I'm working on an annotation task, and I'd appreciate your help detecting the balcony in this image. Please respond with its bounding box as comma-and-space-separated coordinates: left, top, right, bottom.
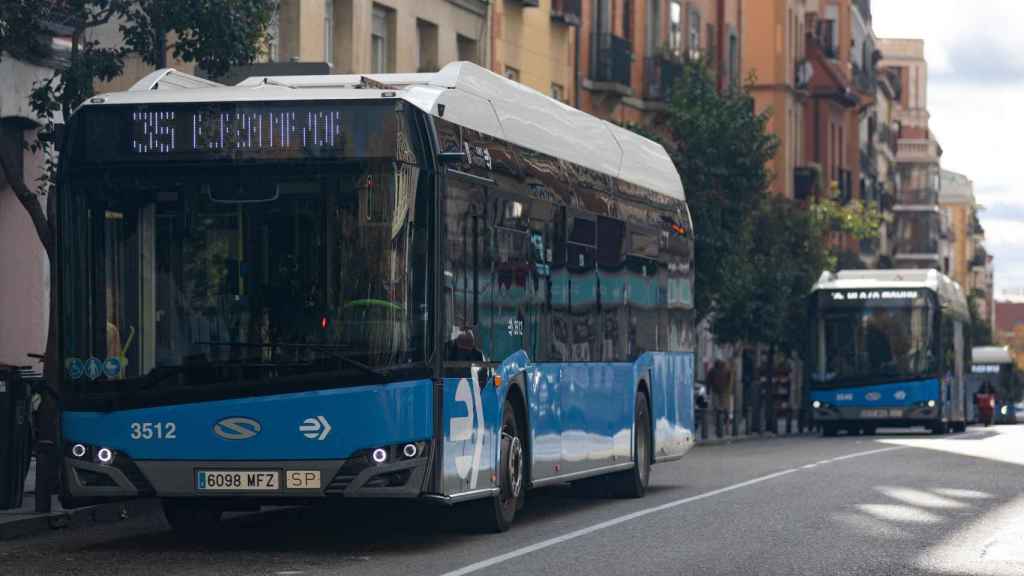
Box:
794, 59, 813, 90
896, 138, 941, 163
550, 0, 581, 26
643, 55, 684, 101
893, 188, 939, 207
877, 124, 896, 155
852, 63, 878, 95
586, 33, 632, 95
893, 211, 942, 261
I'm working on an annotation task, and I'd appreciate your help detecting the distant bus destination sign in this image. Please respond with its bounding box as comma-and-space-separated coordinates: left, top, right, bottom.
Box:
830, 290, 920, 302
80, 102, 399, 163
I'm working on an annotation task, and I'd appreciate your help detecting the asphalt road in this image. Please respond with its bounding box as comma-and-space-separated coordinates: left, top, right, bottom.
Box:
3, 425, 1023, 576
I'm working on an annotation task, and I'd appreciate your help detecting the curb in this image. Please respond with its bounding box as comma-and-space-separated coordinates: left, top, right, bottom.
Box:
0, 498, 161, 541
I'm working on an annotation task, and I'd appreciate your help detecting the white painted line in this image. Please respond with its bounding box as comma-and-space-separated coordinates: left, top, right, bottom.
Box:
439, 446, 902, 576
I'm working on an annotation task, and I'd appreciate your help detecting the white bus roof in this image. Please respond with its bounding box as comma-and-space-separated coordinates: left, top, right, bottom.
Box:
972, 346, 1014, 365
812, 269, 969, 318
81, 62, 685, 201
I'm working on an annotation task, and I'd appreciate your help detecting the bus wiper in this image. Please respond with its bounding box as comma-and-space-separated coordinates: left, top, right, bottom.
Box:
319, 352, 388, 378
193, 341, 388, 378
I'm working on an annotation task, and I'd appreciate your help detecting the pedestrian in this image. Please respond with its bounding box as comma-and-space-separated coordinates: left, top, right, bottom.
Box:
711, 359, 734, 428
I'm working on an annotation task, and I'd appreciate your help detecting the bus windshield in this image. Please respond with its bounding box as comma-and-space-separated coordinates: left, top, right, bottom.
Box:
811, 295, 937, 387
60, 160, 430, 396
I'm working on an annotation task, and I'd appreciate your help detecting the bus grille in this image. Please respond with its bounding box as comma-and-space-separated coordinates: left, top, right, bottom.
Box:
324, 454, 370, 495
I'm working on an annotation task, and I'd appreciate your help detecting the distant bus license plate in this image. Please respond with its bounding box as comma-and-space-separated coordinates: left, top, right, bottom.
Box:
197, 470, 279, 491
861, 409, 902, 418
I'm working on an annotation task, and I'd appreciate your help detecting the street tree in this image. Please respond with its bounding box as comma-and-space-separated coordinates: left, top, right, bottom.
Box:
640, 58, 885, 429
661, 59, 779, 324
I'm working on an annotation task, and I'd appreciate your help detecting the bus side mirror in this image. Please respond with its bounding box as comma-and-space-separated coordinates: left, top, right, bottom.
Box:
438, 151, 466, 164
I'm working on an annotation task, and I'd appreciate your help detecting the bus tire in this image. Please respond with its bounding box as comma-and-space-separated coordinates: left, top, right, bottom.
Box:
862, 425, 877, 436
162, 500, 223, 537
612, 389, 651, 499
469, 399, 525, 533
931, 422, 947, 435
821, 424, 838, 437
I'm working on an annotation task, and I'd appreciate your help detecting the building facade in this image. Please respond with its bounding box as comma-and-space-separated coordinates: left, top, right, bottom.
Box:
871, 66, 901, 267
877, 37, 944, 271
491, 0, 579, 103
267, 0, 488, 74
577, 0, 742, 127
939, 170, 975, 287
995, 301, 1024, 371
743, 0, 807, 199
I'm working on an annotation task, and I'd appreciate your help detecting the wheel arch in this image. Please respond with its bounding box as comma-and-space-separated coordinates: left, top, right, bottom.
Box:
503, 371, 531, 482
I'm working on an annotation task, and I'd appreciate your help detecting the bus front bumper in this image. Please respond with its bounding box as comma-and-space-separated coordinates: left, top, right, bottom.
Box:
812, 403, 941, 426
63, 444, 432, 506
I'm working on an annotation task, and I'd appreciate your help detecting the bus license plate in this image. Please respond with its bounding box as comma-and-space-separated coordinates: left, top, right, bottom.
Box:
861, 409, 902, 419
196, 470, 279, 491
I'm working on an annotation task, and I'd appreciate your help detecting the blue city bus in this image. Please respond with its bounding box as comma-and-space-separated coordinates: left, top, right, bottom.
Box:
967, 346, 1016, 424
809, 269, 970, 436
55, 63, 695, 533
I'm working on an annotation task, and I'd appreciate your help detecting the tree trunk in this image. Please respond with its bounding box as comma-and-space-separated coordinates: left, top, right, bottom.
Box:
156, 27, 168, 69
751, 343, 762, 433
767, 344, 777, 434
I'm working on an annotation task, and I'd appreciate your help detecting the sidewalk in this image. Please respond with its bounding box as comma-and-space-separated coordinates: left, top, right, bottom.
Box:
0, 459, 159, 541
695, 416, 816, 446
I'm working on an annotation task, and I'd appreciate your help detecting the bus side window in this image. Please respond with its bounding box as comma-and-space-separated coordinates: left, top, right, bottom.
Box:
443, 172, 485, 362
485, 193, 530, 362
527, 200, 557, 361
597, 216, 626, 361
566, 212, 597, 362
626, 226, 659, 360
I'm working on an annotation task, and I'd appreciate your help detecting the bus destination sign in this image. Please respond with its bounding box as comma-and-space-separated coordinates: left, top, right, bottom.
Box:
830, 290, 920, 302
130, 109, 344, 155
79, 102, 400, 163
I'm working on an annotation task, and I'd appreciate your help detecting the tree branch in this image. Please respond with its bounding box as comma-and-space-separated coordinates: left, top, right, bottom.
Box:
0, 143, 53, 258
84, 6, 118, 28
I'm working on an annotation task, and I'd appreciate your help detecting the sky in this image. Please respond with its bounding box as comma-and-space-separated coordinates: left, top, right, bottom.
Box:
873, 0, 1024, 300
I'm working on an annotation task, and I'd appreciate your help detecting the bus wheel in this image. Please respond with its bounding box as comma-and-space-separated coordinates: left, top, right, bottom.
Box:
162, 500, 223, 537
612, 390, 651, 498
821, 424, 838, 437
862, 426, 877, 436
931, 422, 948, 435
469, 399, 524, 533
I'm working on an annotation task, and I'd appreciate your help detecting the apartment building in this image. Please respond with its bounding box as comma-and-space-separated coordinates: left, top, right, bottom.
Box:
491, 0, 579, 103
268, 0, 487, 74
743, 0, 807, 199
940, 169, 994, 321
877, 37, 944, 271
578, 0, 741, 126
870, 66, 900, 267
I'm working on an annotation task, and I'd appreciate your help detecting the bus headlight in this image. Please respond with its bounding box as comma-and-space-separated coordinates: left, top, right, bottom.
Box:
1000, 405, 1008, 416
96, 447, 115, 464
371, 448, 388, 464
812, 400, 822, 409
71, 443, 88, 458
927, 400, 936, 408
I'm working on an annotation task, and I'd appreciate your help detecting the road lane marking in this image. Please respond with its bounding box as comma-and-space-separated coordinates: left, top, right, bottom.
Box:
439, 446, 901, 576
